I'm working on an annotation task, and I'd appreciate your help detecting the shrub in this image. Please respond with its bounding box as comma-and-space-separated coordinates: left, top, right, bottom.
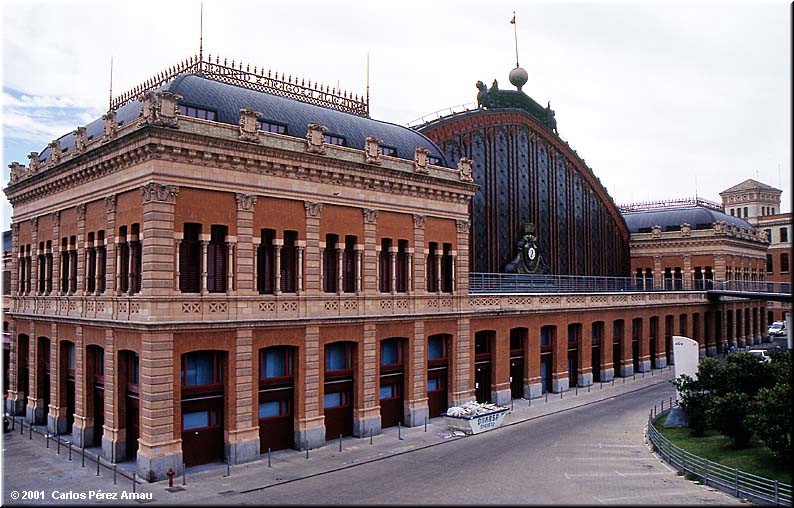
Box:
707, 391, 756, 448
751, 381, 792, 459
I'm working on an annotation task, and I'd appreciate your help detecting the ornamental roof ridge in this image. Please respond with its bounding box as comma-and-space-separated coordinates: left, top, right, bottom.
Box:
618, 197, 723, 213
111, 53, 369, 117
719, 178, 781, 195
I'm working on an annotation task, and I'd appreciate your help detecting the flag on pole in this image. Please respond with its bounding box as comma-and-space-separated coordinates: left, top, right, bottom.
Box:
510, 13, 516, 24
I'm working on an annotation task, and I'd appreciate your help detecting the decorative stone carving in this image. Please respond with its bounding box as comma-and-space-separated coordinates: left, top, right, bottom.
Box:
31, 217, 38, 234
306, 123, 328, 154
236, 193, 257, 211
141, 182, 179, 204
713, 220, 726, 234
140, 91, 182, 128
47, 140, 62, 164
456, 219, 471, 234
457, 157, 473, 182
28, 152, 41, 174
364, 136, 382, 164
102, 110, 118, 141
304, 201, 323, 218
51, 211, 60, 228
414, 147, 430, 174
362, 208, 378, 224
105, 194, 117, 213
8, 162, 25, 184
239, 108, 262, 143
412, 214, 426, 229
681, 223, 691, 237
74, 126, 88, 153
76, 203, 86, 221
651, 224, 662, 238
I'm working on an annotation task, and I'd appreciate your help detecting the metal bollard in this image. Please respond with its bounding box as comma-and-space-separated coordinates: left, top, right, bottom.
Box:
21, 418, 25, 435
114, 464, 117, 485
133, 472, 137, 493
424, 417, 427, 432
528, 396, 531, 407
305, 439, 309, 460
96, 456, 101, 476
68, 442, 72, 461
268, 448, 272, 468
510, 399, 514, 412
46, 432, 50, 448
560, 391, 563, 399
57, 436, 61, 455
370, 428, 373, 445
182, 463, 186, 485
612, 378, 615, 386
623, 377, 626, 384
600, 381, 603, 389
545, 392, 548, 403
575, 386, 578, 396
339, 433, 343, 451
587, 385, 590, 393
398, 423, 402, 441
11, 415, 14, 431
226, 460, 230, 477
82, 446, 85, 468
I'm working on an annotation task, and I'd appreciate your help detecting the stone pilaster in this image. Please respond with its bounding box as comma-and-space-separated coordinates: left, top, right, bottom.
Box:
76, 204, 86, 294
51, 212, 60, 296
683, 254, 692, 290
412, 215, 426, 293
47, 325, 67, 434
363, 209, 378, 293
296, 325, 324, 449
638, 318, 651, 373
652, 255, 663, 290
620, 326, 633, 378
105, 196, 116, 294
404, 320, 428, 427
236, 193, 256, 295
455, 220, 470, 294
552, 322, 570, 393
451, 317, 474, 405
227, 329, 259, 463
31, 218, 39, 294
137, 331, 181, 482
71, 326, 93, 447
10, 222, 19, 298
26, 322, 45, 423
140, 183, 178, 296
304, 202, 322, 293
101, 329, 124, 463
354, 323, 380, 437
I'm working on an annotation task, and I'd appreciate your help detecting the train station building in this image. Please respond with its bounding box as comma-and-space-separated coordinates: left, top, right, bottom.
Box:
2, 56, 776, 480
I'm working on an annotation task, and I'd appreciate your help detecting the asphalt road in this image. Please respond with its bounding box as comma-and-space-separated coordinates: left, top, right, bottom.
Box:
228, 382, 739, 505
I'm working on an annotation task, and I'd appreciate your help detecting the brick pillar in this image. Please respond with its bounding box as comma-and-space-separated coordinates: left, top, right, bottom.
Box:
31, 218, 39, 294
455, 220, 470, 294
304, 202, 323, 293
51, 212, 60, 296
10, 222, 19, 300
47, 325, 67, 434
140, 183, 178, 297
26, 322, 45, 423
76, 204, 86, 294
600, 321, 615, 381
578, 323, 593, 386
451, 317, 474, 405
655, 318, 667, 368
228, 328, 259, 463
101, 329, 124, 462
638, 318, 651, 372
653, 255, 663, 290
363, 209, 378, 293
71, 326, 93, 446
620, 322, 633, 377
526, 324, 543, 398
492, 329, 511, 404
102, 197, 116, 294
683, 254, 692, 290
137, 331, 181, 482
760, 305, 768, 342
552, 321, 570, 392
412, 215, 426, 292
404, 320, 428, 427
296, 325, 324, 449
236, 194, 256, 295
355, 323, 380, 437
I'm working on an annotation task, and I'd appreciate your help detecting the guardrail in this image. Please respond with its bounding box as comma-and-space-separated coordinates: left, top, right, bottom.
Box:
646, 401, 792, 506
469, 273, 792, 295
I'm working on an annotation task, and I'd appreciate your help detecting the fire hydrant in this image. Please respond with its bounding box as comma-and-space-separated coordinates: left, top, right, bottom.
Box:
167, 468, 175, 487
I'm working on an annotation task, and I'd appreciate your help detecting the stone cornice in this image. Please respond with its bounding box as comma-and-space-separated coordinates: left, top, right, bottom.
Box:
5, 117, 477, 209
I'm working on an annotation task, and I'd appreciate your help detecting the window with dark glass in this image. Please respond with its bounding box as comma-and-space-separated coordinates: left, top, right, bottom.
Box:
766, 254, 774, 273
704, 266, 714, 289
117, 227, 129, 293
380, 339, 403, 367
207, 225, 227, 293
178, 105, 217, 121
325, 342, 352, 372
183, 409, 220, 430
342, 235, 356, 293
179, 224, 202, 293
38, 241, 46, 293
260, 347, 293, 379
323, 234, 339, 293
426, 242, 438, 292
568, 324, 580, 343
281, 231, 298, 293
182, 351, 222, 386
644, 268, 653, 290
323, 133, 346, 146
743, 207, 748, 217
765, 229, 773, 241
428, 336, 446, 360
45, 240, 53, 293
664, 267, 673, 290
259, 400, 290, 419
379, 238, 392, 293
258, 229, 276, 294
396, 240, 409, 293
441, 243, 453, 293
540, 325, 554, 347
69, 236, 78, 293
97, 231, 106, 293
257, 120, 287, 134
673, 267, 683, 290
87, 232, 96, 293
781, 227, 789, 243
129, 225, 142, 293
781, 253, 790, 273
381, 146, 397, 157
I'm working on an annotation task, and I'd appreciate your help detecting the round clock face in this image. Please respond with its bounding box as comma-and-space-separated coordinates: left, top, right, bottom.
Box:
523, 240, 539, 271
528, 247, 536, 261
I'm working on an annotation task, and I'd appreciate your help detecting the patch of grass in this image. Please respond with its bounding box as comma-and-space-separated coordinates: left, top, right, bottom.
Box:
653, 415, 792, 484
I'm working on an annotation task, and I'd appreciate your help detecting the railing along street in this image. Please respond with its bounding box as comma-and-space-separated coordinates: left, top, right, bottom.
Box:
647, 401, 792, 506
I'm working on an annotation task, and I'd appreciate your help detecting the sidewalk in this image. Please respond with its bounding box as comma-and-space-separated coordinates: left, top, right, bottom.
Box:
149, 367, 676, 503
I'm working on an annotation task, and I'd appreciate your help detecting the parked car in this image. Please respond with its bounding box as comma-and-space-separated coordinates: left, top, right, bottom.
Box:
747, 349, 771, 362
767, 321, 787, 337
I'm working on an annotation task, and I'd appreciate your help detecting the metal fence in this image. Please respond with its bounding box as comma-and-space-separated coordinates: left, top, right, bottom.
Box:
646, 401, 792, 506
469, 273, 792, 295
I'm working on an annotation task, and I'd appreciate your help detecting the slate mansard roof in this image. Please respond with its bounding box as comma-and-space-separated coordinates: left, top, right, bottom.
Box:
622, 206, 755, 234
35, 73, 450, 168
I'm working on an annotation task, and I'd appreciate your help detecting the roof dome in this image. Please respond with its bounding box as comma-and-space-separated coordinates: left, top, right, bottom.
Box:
622, 206, 754, 234
509, 66, 528, 91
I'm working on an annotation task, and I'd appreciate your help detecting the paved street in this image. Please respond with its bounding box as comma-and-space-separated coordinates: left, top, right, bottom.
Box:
3, 370, 741, 505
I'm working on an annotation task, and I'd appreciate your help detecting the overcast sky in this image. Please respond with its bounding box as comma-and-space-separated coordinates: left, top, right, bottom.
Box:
1, 0, 791, 232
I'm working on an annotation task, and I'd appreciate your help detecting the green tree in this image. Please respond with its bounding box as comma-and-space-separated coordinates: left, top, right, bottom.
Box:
707, 391, 756, 448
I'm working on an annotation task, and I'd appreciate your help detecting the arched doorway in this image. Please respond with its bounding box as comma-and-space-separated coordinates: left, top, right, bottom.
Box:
591, 322, 604, 383
474, 331, 494, 402
36, 337, 51, 424
258, 346, 295, 452
87, 345, 105, 447
427, 334, 449, 418
324, 342, 355, 440
180, 351, 225, 467
567, 324, 581, 388
17, 334, 30, 413
540, 326, 555, 393
119, 350, 140, 461
612, 321, 624, 377
379, 338, 406, 429
509, 328, 526, 399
